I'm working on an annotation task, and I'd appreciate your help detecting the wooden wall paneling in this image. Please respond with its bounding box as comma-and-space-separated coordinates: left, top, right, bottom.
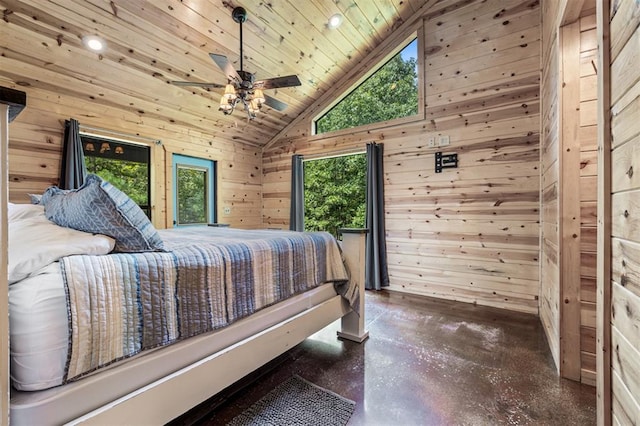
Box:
582, 276, 597, 303
611, 134, 640, 192
596, 0, 612, 422
612, 370, 640, 425
582, 225, 598, 252
610, 0, 640, 61
560, 0, 586, 25
2, 66, 265, 227
581, 12, 597, 31
611, 190, 640, 240
581, 74, 598, 101
540, 0, 561, 371
581, 201, 597, 225
611, 327, 640, 422
581, 27, 598, 51
263, 1, 541, 314
559, 21, 582, 381
610, 222, 640, 422
581, 353, 597, 386
611, 99, 640, 150
578, 12, 599, 386
610, 35, 640, 108
580, 125, 598, 150
581, 149, 598, 176
262, 0, 438, 147
1, 0, 429, 225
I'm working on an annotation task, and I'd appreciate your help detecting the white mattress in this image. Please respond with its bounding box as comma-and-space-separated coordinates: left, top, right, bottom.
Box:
10, 270, 337, 424
9, 263, 68, 391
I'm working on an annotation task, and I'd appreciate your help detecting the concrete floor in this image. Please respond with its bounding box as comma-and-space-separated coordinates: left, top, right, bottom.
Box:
175, 291, 597, 425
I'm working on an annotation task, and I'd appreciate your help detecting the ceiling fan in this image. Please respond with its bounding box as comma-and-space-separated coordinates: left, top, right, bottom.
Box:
171, 7, 301, 119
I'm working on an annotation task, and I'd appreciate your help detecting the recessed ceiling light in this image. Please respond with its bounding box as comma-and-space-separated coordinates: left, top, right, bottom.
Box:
328, 14, 343, 29
82, 35, 106, 52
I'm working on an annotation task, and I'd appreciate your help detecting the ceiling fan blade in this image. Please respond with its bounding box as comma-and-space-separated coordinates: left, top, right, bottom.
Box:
209, 53, 241, 83
171, 81, 226, 88
263, 94, 288, 111
255, 75, 301, 90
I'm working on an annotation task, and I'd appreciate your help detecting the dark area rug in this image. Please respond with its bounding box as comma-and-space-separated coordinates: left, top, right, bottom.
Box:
226, 375, 355, 426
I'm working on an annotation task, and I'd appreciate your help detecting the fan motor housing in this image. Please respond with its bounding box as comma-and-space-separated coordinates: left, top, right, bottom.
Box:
237, 70, 255, 89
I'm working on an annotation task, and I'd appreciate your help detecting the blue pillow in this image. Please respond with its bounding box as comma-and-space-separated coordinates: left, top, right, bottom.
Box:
42, 174, 164, 252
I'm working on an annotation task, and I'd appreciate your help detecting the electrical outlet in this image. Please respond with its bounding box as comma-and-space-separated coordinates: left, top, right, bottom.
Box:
223, 207, 231, 215
439, 135, 450, 146
427, 137, 436, 148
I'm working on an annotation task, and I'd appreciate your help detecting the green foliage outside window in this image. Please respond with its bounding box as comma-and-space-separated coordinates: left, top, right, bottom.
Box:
305, 39, 418, 236
85, 156, 150, 216
176, 167, 208, 224
315, 39, 418, 134
304, 154, 366, 237
83, 137, 151, 218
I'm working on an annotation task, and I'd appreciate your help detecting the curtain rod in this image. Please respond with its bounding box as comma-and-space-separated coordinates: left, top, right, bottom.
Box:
76, 123, 162, 145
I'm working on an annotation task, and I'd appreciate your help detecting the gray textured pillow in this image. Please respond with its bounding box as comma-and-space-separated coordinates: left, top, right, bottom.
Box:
42, 174, 164, 252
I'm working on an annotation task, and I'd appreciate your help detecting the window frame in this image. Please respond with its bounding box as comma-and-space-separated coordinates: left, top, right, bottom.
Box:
80, 131, 155, 219
312, 21, 424, 137
171, 154, 217, 227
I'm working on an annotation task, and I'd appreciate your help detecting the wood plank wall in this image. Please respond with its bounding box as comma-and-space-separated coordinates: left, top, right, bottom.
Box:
540, 0, 598, 380
263, 0, 541, 314
609, 0, 640, 422
578, 13, 598, 387
540, 0, 563, 368
5, 100, 263, 229
1, 4, 265, 230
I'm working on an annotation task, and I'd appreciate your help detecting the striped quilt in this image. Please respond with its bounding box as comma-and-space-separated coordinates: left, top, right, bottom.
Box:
60, 227, 350, 383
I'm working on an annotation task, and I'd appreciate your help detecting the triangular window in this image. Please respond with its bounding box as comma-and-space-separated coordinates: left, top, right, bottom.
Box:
314, 35, 420, 135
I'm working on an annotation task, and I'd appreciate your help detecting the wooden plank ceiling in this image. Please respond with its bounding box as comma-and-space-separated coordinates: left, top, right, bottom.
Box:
0, 0, 419, 147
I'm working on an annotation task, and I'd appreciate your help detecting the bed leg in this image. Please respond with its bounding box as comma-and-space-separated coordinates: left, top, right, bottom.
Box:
337, 229, 369, 343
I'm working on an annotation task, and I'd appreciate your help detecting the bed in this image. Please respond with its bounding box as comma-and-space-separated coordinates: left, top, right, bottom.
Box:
7, 175, 367, 425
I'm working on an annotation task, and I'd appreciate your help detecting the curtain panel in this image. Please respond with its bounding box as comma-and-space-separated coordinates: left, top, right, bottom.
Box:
289, 154, 304, 231
365, 142, 389, 290
60, 118, 87, 190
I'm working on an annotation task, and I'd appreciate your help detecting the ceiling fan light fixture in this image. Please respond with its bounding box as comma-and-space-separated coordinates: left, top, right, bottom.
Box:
171, 7, 301, 122
223, 84, 237, 101
328, 14, 343, 29
219, 96, 233, 113
253, 89, 265, 105
249, 99, 261, 114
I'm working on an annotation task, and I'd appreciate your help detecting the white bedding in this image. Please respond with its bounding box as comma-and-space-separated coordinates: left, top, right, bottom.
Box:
9, 264, 68, 391
7, 202, 114, 390
8, 203, 114, 284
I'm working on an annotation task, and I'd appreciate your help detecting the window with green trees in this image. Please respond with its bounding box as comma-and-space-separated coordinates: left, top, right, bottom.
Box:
304, 154, 366, 237
176, 166, 209, 225
314, 37, 418, 134
305, 36, 419, 235
82, 136, 151, 218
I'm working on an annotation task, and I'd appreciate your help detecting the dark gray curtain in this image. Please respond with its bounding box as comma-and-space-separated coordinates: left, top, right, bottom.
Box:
289, 154, 304, 231
365, 142, 389, 290
60, 118, 87, 190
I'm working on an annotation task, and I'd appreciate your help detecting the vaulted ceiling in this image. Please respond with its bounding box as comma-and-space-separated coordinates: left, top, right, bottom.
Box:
0, 0, 424, 147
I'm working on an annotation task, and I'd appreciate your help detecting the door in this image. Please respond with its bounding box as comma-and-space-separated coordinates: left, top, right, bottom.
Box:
172, 154, 216, 226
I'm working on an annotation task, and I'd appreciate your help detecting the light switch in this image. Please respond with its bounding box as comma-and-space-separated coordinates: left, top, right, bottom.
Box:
439, 135, 450, 146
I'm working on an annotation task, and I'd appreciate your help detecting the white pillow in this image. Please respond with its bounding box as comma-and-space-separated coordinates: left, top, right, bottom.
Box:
8, 213, 115, 284
8, 202, 45, 222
